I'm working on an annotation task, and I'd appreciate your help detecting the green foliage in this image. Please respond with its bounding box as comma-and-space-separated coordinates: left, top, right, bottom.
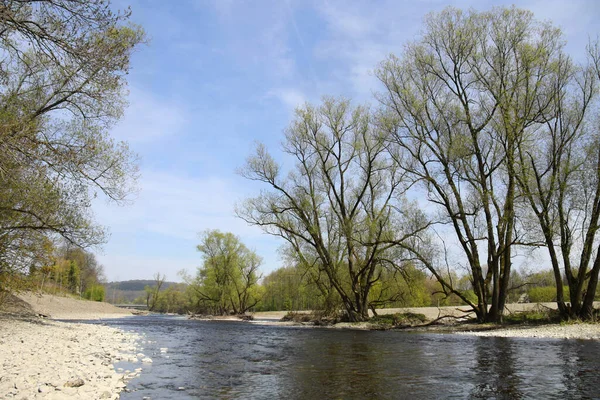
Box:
67, 261, 80, 293
0, 0, 145, 288
504, 309, 561, 324
527, 286, 570, 303
368, 265, 431, 308
84, 284, 105, 302
256, 265, 327, 312
189, 230, 262, 315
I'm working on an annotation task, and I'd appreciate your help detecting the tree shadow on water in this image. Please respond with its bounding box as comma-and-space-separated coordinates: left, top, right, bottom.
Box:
470, 338, 523, 399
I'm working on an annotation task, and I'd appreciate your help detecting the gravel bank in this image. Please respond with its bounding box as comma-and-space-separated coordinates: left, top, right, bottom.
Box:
16, 293, 133, 320
0, 317, 145, 399
456, 323, 600, 339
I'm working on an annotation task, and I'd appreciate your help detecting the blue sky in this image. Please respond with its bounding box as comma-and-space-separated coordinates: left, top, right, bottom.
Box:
94, 0, 600, 282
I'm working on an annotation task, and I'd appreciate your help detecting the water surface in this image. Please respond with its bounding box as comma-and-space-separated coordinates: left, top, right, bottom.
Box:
95, 315, 600, 399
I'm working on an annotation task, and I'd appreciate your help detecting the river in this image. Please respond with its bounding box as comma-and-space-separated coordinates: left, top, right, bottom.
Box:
93, 315, 600, 399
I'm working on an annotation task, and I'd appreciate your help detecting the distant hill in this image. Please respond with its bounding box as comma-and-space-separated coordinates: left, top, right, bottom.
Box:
104, 280, 184, 304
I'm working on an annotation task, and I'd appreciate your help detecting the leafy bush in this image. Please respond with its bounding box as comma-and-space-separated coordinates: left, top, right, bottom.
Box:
83, 284, 105, 302
527, 286, 556, 302
527, 286, 570, 303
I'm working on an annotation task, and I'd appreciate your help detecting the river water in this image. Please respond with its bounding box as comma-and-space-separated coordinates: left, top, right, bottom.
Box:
93, 315, 600, 399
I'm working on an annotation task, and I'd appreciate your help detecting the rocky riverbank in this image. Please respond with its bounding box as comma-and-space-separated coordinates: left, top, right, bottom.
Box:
0, 317, 145, 399
455, 323, 600, 339
252, 306, 600, 339
0, 293, 145, 399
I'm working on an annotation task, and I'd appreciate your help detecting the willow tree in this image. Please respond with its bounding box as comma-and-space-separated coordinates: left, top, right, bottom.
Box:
238, 98, 424, 322
377, 7, 567, 322
0, 1, 144, 276
193, 230, 262, 315
515, 41, 600, 320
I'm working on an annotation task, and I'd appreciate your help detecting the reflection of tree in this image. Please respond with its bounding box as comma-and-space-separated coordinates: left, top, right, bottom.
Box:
284, 331, 435, 399
559, 340, 600, 397
471, 338, 522, 399
289, 333, 381, 398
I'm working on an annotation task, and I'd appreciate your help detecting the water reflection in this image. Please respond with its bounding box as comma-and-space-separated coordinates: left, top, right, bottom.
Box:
285, 332, 388, 398
559, 340, 600, 397
470, 338, 523, 399
94, 317, 600, 399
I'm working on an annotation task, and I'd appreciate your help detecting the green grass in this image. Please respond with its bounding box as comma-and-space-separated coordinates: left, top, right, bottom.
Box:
503, 309, 561, 325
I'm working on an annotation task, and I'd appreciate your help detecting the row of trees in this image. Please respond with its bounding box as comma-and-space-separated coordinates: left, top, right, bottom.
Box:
127, 238, 596, 315
0, 1, 144, 296
23, 243, 107, 300
237, 7, 600, 322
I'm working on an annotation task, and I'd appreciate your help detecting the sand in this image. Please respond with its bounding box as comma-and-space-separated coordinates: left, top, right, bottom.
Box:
16, 293, 133, 320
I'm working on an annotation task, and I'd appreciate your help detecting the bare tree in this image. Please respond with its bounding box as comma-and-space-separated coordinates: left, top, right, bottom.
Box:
377, 7, 567, 322
145, 272, 165, 312
515, 40, 600, 320
237, 98, 426, 322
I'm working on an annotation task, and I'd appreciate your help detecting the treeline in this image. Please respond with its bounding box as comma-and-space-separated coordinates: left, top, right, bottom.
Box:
34, 245, 107, 301
149, 6, 600, 323
149, 6, 599, 323
133, 230, 600, 315
236, 7, 600, 322
0, 1, 144, 301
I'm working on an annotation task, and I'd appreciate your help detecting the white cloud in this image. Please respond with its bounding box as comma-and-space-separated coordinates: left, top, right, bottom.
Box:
266, 88, 306, 111
96, 170, 259, 240
110, 87, 188, 144
93, 169, 285, 280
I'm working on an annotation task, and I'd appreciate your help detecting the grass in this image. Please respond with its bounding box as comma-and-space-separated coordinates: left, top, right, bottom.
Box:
503, 309, 561, 325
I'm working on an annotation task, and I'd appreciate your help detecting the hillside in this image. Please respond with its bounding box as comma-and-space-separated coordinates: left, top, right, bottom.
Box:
104, 280, 184, 304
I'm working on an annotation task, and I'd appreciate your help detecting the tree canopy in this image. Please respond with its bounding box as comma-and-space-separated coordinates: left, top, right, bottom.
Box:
376, 6, 599, 322
238, 98, 428, 321
189, 230, 262, 315
0, 0, 145, 278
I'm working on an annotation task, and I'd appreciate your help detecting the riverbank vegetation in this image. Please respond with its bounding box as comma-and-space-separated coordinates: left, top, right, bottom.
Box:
0, 1, 144, 303
237, 7, 600, 323
2, 4, 599, 326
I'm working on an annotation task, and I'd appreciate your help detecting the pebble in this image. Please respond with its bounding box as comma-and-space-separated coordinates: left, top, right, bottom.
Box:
457, 323, 600, 339
0, 318, 142, 399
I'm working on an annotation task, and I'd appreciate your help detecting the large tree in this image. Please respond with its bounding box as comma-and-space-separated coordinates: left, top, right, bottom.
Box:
238, 98, 424, 322
515, 40, 600, 320
192, 230, 261, 315
377, 6, 568, 322
0, 0, 144, 277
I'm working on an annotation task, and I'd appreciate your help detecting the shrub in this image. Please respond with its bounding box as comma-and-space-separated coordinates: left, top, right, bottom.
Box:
83, 284, 105, 302
527, 286, 556, 302
527, 286, 570, 303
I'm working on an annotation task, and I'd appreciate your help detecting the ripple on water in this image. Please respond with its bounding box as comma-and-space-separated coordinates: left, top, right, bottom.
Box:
90, 316, 600, 399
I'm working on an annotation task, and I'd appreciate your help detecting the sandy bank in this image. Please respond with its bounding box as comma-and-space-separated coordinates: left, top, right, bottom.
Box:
0, 317, 144, 399
16, 293, 133, 320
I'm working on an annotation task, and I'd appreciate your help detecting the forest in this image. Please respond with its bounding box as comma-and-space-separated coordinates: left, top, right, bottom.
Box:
1, 3, 599, 324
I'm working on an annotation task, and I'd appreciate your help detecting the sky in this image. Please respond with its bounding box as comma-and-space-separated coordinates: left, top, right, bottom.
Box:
94, 0, 600, 282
